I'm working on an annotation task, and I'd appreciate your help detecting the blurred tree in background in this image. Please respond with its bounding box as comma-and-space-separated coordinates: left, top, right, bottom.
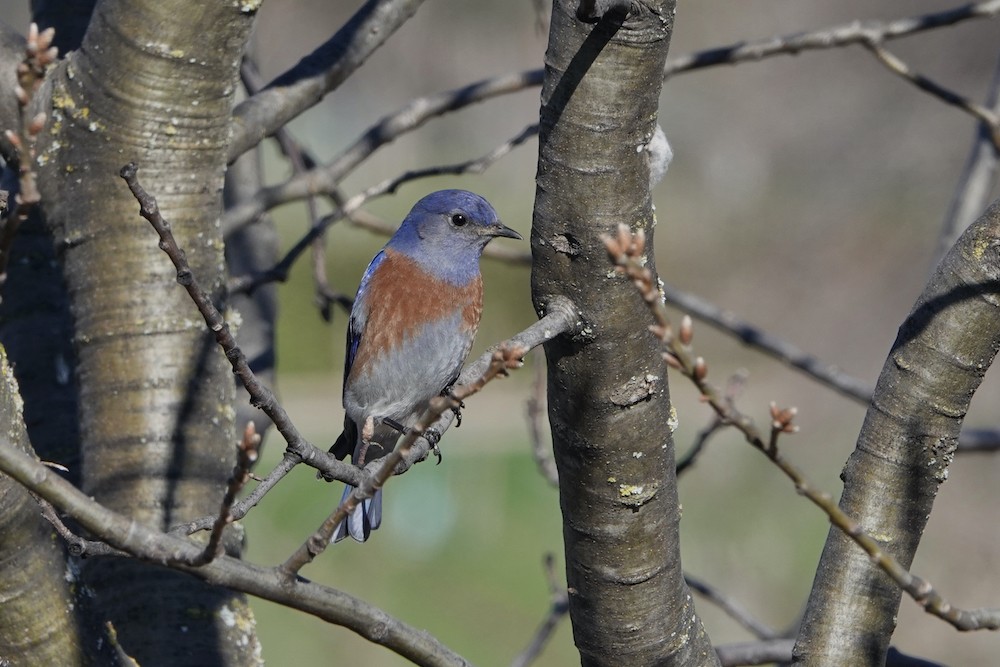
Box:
0, 0, 999, 666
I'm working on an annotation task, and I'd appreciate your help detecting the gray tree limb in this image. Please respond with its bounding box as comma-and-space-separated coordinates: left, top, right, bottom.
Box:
531, 1, 718, 664
794, 199, 1000, 664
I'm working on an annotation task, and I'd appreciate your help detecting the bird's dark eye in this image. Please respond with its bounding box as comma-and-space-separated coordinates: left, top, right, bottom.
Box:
450, 213, 468, 227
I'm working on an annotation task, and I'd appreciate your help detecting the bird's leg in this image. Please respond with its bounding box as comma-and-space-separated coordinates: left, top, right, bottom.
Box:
441, 385, 465, 428
382, 417, 406, 434
357, 415, 376, 465
382, 416, 443, 465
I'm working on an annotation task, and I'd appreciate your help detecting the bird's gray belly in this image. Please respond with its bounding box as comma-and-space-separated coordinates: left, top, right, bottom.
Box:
344, 312, 473, 427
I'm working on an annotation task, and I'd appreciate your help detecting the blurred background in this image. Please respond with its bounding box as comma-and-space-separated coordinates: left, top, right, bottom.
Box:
8, 0, 1000, 663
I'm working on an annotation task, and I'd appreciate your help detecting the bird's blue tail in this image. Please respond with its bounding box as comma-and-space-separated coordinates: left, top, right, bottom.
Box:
332, 485, 383, 543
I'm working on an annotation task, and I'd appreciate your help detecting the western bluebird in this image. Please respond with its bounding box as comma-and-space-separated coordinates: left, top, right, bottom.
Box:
328, 190, 521, 542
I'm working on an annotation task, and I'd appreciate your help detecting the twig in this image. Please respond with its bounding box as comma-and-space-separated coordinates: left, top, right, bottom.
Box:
188, 422, 261, 566
119, 162, 358, 488
171, 452, 300, 536
526, 349, 558, 487
221, 70, 544, 232
33, 493, 124, 558
229, 124, 537, 297
661, 0, 1000, 80
684, 573, 778, 640
933, 49, 1000, 268
604, 223, 1000, 632
222, 1, 1000, 235
227, 0, 427, 161
676, 370, 747, 476
674, 417, 723, 477
281, 346, 528, 575
864, 41, 1000, 149
660, 282, 874, 403
714, 638, 795, 667
510, 554, 569, 667
0, 23, 57, 294
239, 57, 346, 321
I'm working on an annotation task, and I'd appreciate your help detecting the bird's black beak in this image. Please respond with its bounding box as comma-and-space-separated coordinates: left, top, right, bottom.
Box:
487, 222, 523, 240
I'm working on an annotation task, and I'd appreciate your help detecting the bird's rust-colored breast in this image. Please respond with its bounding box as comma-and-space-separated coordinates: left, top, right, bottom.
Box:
349, 250, 482, 380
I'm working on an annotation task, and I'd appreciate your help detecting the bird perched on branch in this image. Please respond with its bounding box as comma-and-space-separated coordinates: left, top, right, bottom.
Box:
327, 190, 522, 542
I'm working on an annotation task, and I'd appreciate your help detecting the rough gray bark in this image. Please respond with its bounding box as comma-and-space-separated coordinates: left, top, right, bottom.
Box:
794, 199, 1000, 665
0, 348, 84, 666
25, 1, 262, 664
531, 1, 717, 665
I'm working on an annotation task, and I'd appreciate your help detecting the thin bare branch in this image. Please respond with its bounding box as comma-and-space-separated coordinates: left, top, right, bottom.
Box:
228, 0, 427, 161
526, 349, 558, 487
222, 1, 1000, 236
661, 283, 874, 402
933, 50, 1000, 268
171, 452, 301, 536
227, 127, 536, 299
605, 223, 1000, 632
510, 554, 569, 667
676, 370, 747, 476
864, 41, 1000, 148
119, 162, 358, 489
661, 0, 1000, 80
188, 422, 261, 566
33, 494, 124, 558
222, 69, 543, 232
0, 23, 57, 295
714, 639, 795, 667
684, 573, 779, 640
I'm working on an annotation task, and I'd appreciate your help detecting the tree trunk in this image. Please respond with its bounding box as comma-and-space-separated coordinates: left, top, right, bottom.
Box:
0, 348, 85, 666
29, 1, 262, 663
794, 200, 1000, 664
531, 1, 718, 665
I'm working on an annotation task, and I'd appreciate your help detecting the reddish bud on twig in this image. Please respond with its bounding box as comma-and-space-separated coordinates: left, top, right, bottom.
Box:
769, 401, 799, 433
693, 356, 708, 381
616, 223, 631, 256
27, 112, 46, 137
663, 351, 682, 369
631, 228, 646, 256
4, 130, 20, 150
601, 233, 620, 258
678, 314, 694, 345
648, 323, 672, 342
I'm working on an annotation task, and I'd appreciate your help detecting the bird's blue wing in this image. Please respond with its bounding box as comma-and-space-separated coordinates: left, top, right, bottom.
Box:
343, 249, 387, 390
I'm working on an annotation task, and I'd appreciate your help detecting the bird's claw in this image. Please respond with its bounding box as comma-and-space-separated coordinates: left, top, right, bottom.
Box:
425, 428, 443, 464
441, 386, 465, 428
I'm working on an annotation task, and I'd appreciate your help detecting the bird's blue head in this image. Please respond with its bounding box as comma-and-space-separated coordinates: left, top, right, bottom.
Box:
387, 190, 522, 284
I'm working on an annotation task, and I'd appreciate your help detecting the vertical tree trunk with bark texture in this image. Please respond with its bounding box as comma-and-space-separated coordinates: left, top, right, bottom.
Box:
30, 1, 262, 663
0, 349, 85, 665
794, 200, 1000, 665
531, 1, 718, 665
